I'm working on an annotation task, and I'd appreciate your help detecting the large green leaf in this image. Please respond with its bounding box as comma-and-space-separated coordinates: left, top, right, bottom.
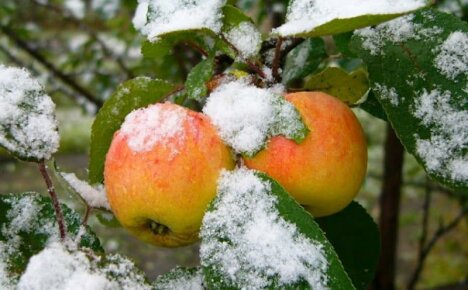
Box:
185, 57, 215, 101
351, 9, 468, 193
273, 0, 428, 37
282, 38, 327, 84
200, 169, 355, 289
359, 91, 388, 122
304, 67, 369, 105
316, 202, 380, 290
0, 192, 102, 277
88, 77, 176, 184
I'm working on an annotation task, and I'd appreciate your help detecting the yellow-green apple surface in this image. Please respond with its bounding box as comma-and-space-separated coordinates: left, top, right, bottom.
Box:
104, 102, 235, 247
244, 92, 367, 217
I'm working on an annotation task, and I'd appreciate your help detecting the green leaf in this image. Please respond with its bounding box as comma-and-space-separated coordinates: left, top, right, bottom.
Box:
304, 67, 369, 105
334, 32, 357, 58
141, 31, 212, 59
316, 202, 380, 290
274, 0, 428, 37
0, 66, 59, 162
185, 57, 215, 101
222, 5, 253, 31
200, 169, 355, 289
153, 267, 203, 290
88, 77, 176, 184
359, 91, 388, 122
0, 192, 102, 276
351, 9, 468, 193
282, 38, 327, 84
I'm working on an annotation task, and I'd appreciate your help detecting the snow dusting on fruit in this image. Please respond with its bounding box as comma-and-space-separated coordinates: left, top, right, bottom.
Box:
203, 79, 307, 155
120, 103, 187, 155
200, 168, 329, 289
434, 31, 468, 81
274, 0, 426, 36
0, 65, 60, 161
133, 0, 226, 42
61, 172, 110, 210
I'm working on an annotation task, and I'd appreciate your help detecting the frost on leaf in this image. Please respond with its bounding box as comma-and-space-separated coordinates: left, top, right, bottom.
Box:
274, 0, 426, 37
200, 168, 329, 290
60, 172, 110, 210
203, 79, 308, 156
413, 89, 468, 182
0, 65, 60, 161
17, 243, 151, 290
434, 31, 468, 81
133, 0, 226, 42
224, 22, 261, 59
153, 267, 204, 290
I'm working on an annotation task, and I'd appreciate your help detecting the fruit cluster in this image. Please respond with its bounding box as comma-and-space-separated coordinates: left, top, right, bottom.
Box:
104, 91, 367, 247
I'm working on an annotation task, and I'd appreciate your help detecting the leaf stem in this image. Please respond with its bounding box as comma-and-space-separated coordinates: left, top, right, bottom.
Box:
38, 161, 66, 241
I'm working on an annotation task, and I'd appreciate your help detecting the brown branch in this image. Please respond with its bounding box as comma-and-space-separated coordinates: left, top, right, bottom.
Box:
38, 161, 66, 241
82, 204, 92, 225
184, 41, 208, 57
271, 37, 283, 82
0, 25, 103, 107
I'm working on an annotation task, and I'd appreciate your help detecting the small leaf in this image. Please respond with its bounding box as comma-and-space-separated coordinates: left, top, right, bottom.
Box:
0, 192, 102, 276
334, 32, 357, 58
88, 77, 176, 184
0, 66, 59, 162
222, 5, 253, 31
351, 9, 468, 193
316, 202, 381, 290
141, 32, 212, 59
304, 67, 369, 105
359, 91, 388, 121
274, 0, 428, 37
185, 58, 215, 101
282, 38, 327, 84
200, 168, 355, 289
153, 267, 204, 290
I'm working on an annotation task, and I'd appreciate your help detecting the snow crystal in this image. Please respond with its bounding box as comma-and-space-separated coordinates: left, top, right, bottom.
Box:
373, 83, 400, 106
120, 103, 187, 155
133, 0, 226, 42
434, 31, 468, 81
62, 172, 110, 210
200, 168, 329, 290
203, 79, 306, 155
0, 65, 60, 161
413, 89, 468, 182
0, 243, 14, 290
224, 22, 261, 59
355, 14, 443, 55
274, 0, 426, 36
154, 267, 204, 290
17, 243, 151, 290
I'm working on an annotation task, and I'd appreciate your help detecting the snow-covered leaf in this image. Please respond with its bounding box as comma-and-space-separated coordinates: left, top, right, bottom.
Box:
282, 38, 327, 84
89, 77, 175, 184
0, 192, 102, 280
153, 267, 204, 290
200, 168, 356, 289
317, 202, 380, 290
274, 0, 428, 37
0, 66, 59, 162
203, 79, 308, 156
186, 57, 215, 101
351, 9, 468, 193
304, 67, 369, 105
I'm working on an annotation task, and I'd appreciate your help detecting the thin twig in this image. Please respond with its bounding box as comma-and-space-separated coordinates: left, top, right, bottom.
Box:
184, 41, 209, 57
82, 205, 92, 225
271, 37, 283, 82
38, 161, 66, 241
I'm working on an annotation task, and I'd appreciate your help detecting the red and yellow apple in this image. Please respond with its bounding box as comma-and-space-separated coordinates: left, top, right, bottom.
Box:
104, 102, 235, 247
244, 92, 367, 217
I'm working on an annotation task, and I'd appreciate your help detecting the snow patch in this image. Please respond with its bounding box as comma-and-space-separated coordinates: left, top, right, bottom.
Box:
200, 168, 329, 289
373, 83, 400, 106
274, 0, 426, 36
434, 31, 468, 81
224, 22, 261, 59
61, 172, 110, 210
133, 0, 226, 42
154, 267, 204, 290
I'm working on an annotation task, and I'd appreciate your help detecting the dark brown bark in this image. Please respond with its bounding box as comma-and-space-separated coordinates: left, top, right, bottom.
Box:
372, 125, 405, 290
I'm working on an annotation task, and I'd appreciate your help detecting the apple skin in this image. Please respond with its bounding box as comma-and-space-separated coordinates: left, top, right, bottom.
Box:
243, 92, 367, 217
104, 103, 235, 247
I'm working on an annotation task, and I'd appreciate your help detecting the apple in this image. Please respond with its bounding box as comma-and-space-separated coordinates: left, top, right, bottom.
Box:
243, 92, 367, 217
104, 102, 235, 247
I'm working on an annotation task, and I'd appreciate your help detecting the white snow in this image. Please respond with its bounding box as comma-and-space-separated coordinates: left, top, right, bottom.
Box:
201, 168, 329, 289
224, 22, 261, 59
413, 89, 468, 182
373, 83, 400, 106
434, 31, 468, 81
133, 0, 226, 42
274, 0, 426, 36
120, 103, 187, 155
355, 14, 443, 55
0, 65, 60, 161
91, 0, 120, 18
61, 172, 110, 210
0, 243, 14, 290
17, 243, 151, 290
203, 79, 306, 155
154, 268, 204, 290
64, 0, 85, 19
